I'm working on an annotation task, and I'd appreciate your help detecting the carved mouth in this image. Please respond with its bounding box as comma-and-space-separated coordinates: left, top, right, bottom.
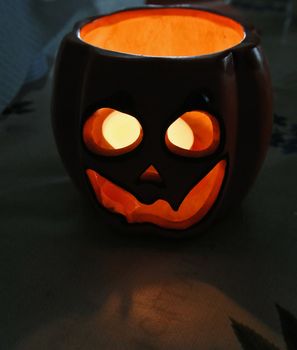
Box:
86, 160, 226, 230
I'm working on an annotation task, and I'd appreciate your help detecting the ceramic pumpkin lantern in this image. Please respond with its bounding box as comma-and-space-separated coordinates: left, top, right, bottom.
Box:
52, 6, 272, 237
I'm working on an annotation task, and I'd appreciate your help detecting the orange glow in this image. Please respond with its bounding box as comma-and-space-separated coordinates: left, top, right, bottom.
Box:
86, 160, 226, 230
140, 165, 162, 183
165, 111, 220, 157
83, 108, 143, 156
167, 118, 194, 150
80, 8, 245, 57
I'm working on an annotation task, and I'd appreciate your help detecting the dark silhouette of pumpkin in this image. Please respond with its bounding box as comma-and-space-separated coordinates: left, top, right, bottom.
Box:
52, 6, 272, 236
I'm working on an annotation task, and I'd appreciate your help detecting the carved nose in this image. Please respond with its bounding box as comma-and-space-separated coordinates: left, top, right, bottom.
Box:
140, 165, 162, 183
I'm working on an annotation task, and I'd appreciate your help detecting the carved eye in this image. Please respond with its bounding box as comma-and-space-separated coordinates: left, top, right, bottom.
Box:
83, 108, 143, 156
165, 111, 220, 157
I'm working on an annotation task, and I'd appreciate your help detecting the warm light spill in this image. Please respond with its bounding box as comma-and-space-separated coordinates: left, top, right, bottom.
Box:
167, 118, 194, 150
83, 108, 143, 156
86, 160, 226, 230
80, 8, 245, 57
165, 111, 220, 156
102, 111, 141, 149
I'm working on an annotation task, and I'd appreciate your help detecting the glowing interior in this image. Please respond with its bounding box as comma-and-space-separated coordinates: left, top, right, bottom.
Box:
80, 8, 245, 57
102, 111, 141, 149
140, 165, 162, 183
87, 160, 226, 230
167, 118, 194, 150
166, 111, 220, 157
83, 108, 143, 156
84, 108, 219, 158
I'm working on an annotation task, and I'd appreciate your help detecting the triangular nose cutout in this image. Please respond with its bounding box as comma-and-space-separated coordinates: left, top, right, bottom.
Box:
140, 165, 162, 183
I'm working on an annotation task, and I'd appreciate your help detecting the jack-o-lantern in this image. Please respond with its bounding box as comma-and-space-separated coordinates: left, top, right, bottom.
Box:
52, 6, 272, 236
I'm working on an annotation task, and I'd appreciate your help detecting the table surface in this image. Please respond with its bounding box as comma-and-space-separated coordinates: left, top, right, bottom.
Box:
1, 3, 297, 350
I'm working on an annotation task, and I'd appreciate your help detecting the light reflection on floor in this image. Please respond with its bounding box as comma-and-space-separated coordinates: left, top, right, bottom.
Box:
16, 281, 284, 350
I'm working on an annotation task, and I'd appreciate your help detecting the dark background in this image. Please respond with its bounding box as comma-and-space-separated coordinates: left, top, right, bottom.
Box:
0, 1, 296, 349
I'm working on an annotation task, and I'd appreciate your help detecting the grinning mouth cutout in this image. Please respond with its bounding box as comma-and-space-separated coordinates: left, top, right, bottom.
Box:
86, 160, 226, 230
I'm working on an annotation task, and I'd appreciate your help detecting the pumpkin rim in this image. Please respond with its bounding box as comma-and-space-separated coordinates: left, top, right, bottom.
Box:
75, 5, 257, 60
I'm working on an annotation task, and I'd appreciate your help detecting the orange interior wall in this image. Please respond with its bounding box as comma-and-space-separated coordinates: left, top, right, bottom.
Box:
80, 8, 245, 57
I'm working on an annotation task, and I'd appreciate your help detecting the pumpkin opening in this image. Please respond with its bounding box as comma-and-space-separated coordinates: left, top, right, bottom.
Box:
83, 108, 143, 156
140, 165, 162, 183
87, 160, 226, 230
79, 8, 245, 57
165, 111, 220, 157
